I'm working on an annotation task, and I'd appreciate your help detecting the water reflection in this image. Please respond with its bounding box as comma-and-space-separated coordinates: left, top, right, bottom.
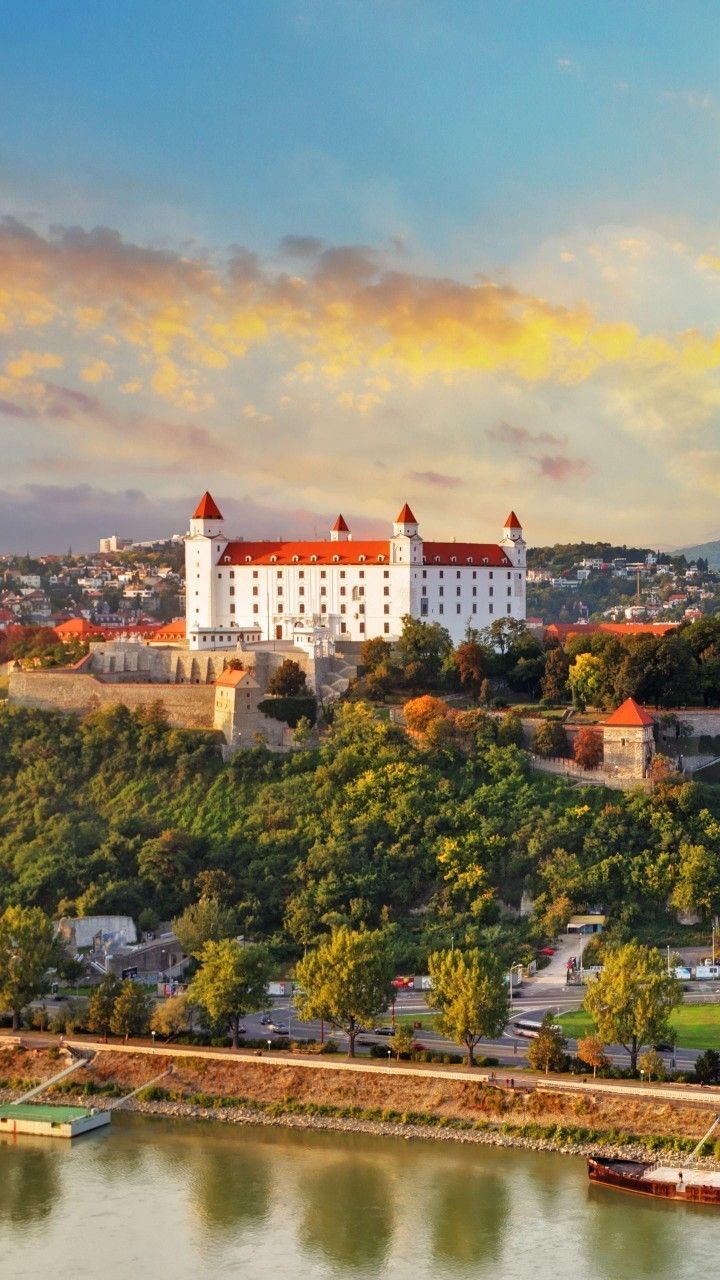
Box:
586, 1185, 682, 1278
430, 1167, 508, 1267
299, 1155, 393, 1269
0, 1137, 62, 1226
191, 1145, 271, 1233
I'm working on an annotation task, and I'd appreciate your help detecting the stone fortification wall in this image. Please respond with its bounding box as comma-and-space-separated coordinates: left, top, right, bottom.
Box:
9, 670, 216, 730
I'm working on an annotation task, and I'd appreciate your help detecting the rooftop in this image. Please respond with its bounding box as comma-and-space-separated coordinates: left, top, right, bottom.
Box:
604, 697, 655, 728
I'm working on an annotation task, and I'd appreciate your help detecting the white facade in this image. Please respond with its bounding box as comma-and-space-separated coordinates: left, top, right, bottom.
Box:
185, 494, 526, 650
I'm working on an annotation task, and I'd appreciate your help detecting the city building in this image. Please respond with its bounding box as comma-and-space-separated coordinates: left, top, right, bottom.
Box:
185, 492, 527, 650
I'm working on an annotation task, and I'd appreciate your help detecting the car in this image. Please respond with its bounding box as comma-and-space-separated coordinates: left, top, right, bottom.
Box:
269, 1025, 289, 1036
653, 1041, 674, 1053
412, 1042, 427, 1052
260, 1014, 272, 1025
372, 1026, 395, 1036
540, 947, 555, 956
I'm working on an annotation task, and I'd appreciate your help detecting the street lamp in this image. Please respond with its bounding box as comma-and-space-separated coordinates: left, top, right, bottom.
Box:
640, 1069, 645, 1086
267, 1039, 272, 1053
151, 1030, 156, 1048
387, 1047, 392, 1063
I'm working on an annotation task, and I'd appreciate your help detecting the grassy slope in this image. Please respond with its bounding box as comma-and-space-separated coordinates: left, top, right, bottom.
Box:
559, 1005, 720, 1051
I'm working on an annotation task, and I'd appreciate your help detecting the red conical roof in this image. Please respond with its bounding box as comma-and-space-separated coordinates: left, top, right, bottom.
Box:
504, 511, 522, 529
193, 491, 223, 520
604, 697, 655, 728
331, 514, 349, 532
395, 502, 417, 524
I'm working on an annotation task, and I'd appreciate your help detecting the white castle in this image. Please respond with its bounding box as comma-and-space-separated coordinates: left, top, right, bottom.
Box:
185, 492, 526, 651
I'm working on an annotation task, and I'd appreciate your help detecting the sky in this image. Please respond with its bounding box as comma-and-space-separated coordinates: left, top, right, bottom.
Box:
1, 0, 719, 552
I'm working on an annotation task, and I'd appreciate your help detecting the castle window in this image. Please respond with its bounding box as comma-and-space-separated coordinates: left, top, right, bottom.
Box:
359, 555, 366, 563
384, 570, 389, 578
270, 555, 277, 563
489, 571, 493, 579
472, 604, 477, 614
341, 604, 346, 614
299, 570, 304, 578
489, 587, 493, 596
277, 586, 283, 596
253, 604, 259, 614
333, 555, 340, 563
276, 569, 283, 577
489, 604, 494, 615
299, 586, 305, 596
253, 587, 258, 596
359, 570, 364, 579
456, 570, 460, 578
230, 586, 235, 596
434, 556, 440, 564
422, 570, 427, 579
472, 587, 477, 597
377, 555, 385, 563
340, 570, 346, 579
230, 570, 235, 579
359, 623, 365, 633
245, 556, 252, 564
439, 604, 444, 615
311, 555, 317, 563
278, 603, 283, 613
439, 587, 444, 597
383, 586, 389, 596
450, 556, 457, 564
507, 571, 511, 579
299, 603, 305, 613
466, 557, 473, 565
253, 570, 258, 578
230, 604, 235, 614
384, 603, 390, 614
420, 598, 428, 616
456, 604, 461, 614
456, 587, 461, 596
384, 623, 390, 634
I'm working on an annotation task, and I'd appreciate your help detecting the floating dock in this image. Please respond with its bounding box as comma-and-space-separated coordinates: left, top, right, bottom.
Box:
0, 1103, 111, 1139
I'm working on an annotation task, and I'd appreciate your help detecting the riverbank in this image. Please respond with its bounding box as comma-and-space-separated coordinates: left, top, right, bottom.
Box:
3, 1040, 720, 1168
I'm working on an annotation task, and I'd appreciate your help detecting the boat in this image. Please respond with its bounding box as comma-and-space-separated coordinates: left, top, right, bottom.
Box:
588, 1156, 720, 1203
588, 1113, 720, 1204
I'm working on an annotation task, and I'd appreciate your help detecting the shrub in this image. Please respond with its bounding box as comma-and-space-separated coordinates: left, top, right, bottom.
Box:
257, 696, 317, 728
574, 726, 603, 769
532, 720, 568, 758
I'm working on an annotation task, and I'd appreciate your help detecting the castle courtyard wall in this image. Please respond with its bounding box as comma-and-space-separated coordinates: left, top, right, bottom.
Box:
8, 670, 216, 731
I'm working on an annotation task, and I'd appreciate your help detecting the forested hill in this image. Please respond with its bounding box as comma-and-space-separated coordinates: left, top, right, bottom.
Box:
527, 542, 681, 571
1, 701, 719, 965
673, 540, 720, 568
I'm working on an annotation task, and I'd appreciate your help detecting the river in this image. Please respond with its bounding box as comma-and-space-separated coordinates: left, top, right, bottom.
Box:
2, 1116, 720, 1279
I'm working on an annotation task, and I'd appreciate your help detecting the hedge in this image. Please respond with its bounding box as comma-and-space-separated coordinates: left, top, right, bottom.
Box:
258, 696, 317, 727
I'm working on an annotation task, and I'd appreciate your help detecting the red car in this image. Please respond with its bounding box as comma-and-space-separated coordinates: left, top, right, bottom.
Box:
540, 947, 555, 956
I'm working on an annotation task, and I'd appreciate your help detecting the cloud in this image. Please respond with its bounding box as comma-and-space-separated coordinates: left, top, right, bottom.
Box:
535, 455, 591, 481
5, 349, 63, 378
556, 58, 579, 76
79, 359, 113, 383
486, 421, 566, 449
408, 470, 461, 489
0, 484, 387, 554
278, 235, 324, 258
661, 89, 715, 112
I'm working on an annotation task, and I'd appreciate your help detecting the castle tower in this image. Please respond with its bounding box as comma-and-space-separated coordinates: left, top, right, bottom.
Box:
330, 514, 350, 543
186, 492, 228, 647
391, 502, 422, 565
602, 698, 655, 778
500, 511, 526, 569
189, 491, 225, 539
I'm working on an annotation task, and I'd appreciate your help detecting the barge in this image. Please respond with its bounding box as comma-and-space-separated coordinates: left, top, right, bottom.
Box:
0, 1103, 111, 1140
588, 1156, 720, 1204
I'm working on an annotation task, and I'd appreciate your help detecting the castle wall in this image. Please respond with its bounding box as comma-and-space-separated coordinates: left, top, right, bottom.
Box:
9, 670, 216, 730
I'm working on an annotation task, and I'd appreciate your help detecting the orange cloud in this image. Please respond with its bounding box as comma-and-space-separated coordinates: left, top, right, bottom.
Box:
1, 217, 720, 415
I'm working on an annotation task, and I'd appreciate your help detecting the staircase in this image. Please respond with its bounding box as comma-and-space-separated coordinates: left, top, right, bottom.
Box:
316, 656, 358, 705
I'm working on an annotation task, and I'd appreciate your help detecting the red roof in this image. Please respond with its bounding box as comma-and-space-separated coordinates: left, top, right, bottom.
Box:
219, 540, 390, 566
604, 697, 655, 728
396, 503, 417, 524
218, 539, 510, 567
54, 617, 103, 638
504, 511, 522, 529
215, 668, 255, 688
331, 514, 349, 532
546, 622, 679, 645
423, 542, 512, 567
193, 491, 224, 520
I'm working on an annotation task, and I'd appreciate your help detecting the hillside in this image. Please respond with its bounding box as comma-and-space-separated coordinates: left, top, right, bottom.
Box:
674, 540, 720, 567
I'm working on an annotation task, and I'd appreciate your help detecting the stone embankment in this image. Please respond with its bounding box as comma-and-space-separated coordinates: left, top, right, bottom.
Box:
3, 1037, 720, 1167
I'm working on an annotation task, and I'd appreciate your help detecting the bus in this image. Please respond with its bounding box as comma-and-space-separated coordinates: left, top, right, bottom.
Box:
510, 1018, 562, 1039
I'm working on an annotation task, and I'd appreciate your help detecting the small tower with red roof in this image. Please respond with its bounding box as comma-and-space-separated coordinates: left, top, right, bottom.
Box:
500, 511, 526, 569
602, 697, 655, 779
391, 502, 422, 565
190, 491, 225, 539
330, 514, 350, 543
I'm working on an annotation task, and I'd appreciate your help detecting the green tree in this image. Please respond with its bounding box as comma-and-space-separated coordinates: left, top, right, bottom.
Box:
87, 973, 121, 1040
568, 652, 604, 711
583, 943, 681, 1073
360, 637, 392, 672
527, 1013, 567, 1075
109, 980, 152, 1042
189, 939, 272, 1048
497, 711, 524, 748
0, 906, 57, 1031
393, 1023, 415, 1060
172, 895, 237, 959
295, 927, 394, 1058
541, 645, 570, 703
670, 843, 720, 919
637, 1048, 666, 1082
532, 720, 567, 758
427, 948, 509, 1066
396, 616, 453, 689
149, 992, 194, 1041
267, 659, 307, 696
694, 1049, 720, 1084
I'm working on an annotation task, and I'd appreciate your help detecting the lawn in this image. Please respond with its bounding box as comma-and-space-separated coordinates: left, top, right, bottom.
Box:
559, 1005, 720, 1051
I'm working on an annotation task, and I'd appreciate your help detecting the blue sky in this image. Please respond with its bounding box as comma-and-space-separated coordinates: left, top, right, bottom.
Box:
1, 1, 719, 550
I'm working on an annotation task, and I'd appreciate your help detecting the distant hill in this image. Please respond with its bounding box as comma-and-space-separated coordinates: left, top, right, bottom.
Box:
673, 540, 720, 566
